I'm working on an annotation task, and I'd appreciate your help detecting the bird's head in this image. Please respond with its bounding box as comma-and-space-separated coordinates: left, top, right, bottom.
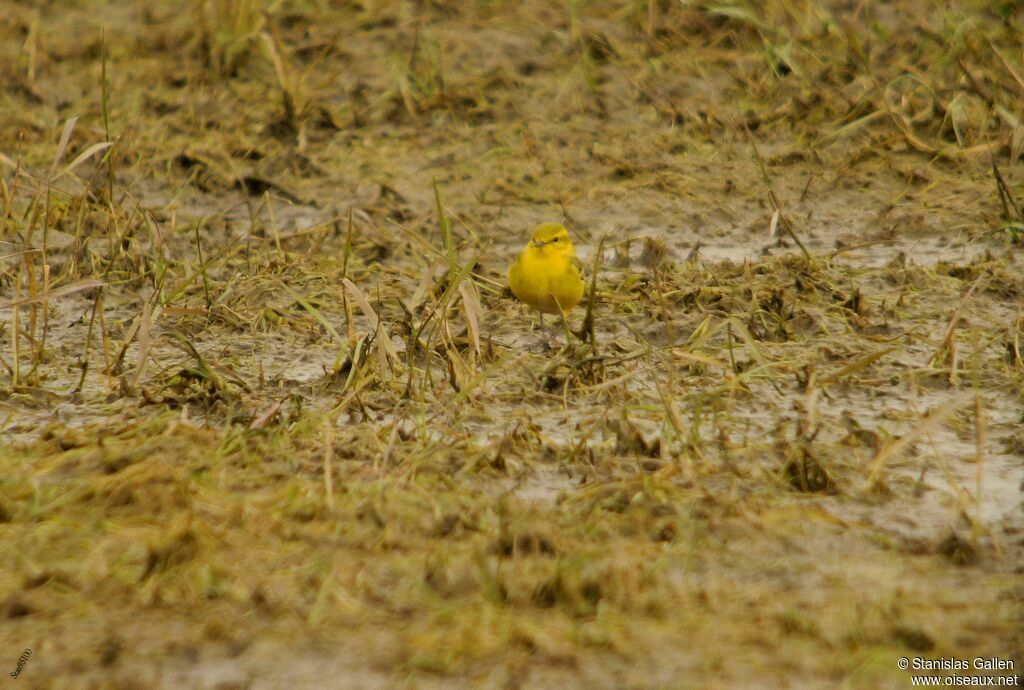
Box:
530, 223, 573, 253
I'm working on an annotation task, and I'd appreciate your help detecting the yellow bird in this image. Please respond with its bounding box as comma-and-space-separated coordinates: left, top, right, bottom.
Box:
508, 222, 585, 319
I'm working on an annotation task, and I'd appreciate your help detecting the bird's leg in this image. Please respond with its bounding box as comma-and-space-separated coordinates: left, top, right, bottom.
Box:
554, 298, 573, 347
532, 312, 553, 351
557, 303, 573, 343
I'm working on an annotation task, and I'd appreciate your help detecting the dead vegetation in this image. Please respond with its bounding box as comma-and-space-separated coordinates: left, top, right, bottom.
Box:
1, 0, 1022, 687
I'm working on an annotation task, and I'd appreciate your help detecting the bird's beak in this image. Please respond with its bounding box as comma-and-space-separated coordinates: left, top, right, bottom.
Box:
532, 240, 547, 248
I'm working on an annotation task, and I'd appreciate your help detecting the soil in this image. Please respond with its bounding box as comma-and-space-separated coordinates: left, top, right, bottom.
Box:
1, 1, 1022, 688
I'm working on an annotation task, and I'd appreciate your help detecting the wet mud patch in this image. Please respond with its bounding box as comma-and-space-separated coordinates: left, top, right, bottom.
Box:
2, 0, 1024, 687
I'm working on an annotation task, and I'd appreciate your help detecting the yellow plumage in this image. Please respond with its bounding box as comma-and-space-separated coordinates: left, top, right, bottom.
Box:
508, 222, 585, 315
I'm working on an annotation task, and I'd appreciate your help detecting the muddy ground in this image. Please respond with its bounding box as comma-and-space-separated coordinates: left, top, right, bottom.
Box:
1, 1, 1023, 688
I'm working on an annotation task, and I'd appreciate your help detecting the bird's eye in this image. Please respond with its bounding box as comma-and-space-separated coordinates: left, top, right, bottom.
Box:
552, 237, 560, 242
